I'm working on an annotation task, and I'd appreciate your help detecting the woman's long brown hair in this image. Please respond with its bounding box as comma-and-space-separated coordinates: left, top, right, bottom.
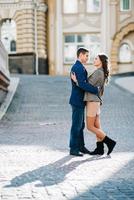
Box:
98, 54, 109, 84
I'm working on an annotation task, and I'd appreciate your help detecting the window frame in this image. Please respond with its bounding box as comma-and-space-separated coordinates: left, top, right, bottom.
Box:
86, 0, 101, 13
1, 19, 17, 54
64, 34, 83, 64
120, 0, 131, 11
63, 0, 78, 14
64, 33, 101, 64
10, 40, 16, 52
118, 43, 132, 63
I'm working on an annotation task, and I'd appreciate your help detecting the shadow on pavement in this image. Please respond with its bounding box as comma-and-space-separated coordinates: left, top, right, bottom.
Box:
5, 155, 110, 188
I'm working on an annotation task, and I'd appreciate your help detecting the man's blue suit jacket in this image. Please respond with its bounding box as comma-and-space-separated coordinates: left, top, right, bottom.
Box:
69, 60, 98, 108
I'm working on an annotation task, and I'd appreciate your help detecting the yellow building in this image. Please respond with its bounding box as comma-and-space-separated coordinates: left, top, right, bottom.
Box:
0, 0, 134, 75
0, 0, 48, 74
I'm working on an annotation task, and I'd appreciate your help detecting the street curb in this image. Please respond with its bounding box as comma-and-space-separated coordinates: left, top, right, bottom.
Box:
0, 77, 19, 120
112, 72, 134, 77
115, 77, 134, 94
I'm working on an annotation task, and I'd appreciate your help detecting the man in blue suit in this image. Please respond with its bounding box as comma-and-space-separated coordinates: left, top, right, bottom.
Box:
69, 48, 98, 156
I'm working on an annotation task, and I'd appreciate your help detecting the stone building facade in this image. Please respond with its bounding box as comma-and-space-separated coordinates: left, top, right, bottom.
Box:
54, 0, 134, 75
0, 0, 48, 74
0, 0, 134, 75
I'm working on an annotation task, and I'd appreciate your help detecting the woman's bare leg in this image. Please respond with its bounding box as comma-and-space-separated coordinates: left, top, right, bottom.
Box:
94, 115, 101, 141
90, 115, 104, 155
86, 116, 106, 140
86, 102, 116, 155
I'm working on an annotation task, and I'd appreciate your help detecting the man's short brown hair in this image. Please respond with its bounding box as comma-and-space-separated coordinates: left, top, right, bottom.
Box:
77, 47, 89, 58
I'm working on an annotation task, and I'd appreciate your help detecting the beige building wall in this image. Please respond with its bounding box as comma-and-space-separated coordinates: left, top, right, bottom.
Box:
0, 0, 134, 75
14, 9, 35, 53
110, 0, 134, 73
47, 0, 134, 75
62, 0, 102, 75
0, 0, 48, 74
47, 0, 63, 75
47, 0, 56, 75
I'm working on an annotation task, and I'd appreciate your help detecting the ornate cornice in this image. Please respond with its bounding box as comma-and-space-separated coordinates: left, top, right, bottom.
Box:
0, 1, 48, 12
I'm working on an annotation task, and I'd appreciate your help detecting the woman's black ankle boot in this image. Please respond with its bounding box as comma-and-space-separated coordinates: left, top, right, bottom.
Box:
90, 141, 104, 155
103, 136, 116, 155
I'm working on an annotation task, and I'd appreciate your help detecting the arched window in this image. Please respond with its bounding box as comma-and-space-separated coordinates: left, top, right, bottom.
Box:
1, 19, 16, 53
119, 43, 132, 63
10, 40, 16, 52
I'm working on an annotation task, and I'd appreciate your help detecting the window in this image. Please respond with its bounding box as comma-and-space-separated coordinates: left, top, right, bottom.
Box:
63, 0, 78, 13
10, 40, 16, 52
87, 0, 101, 13
1, 19, 16, 53
120, 0, 131, 11
119, 43, 132, 63
64, 34, 101, 63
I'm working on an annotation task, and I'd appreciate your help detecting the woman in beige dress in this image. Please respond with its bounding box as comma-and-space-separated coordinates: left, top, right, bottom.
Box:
71, 54, 116, 155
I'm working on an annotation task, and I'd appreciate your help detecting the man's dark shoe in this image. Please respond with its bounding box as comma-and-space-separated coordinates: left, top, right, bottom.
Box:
70, 151, 83, 157
79, 147, 91, 154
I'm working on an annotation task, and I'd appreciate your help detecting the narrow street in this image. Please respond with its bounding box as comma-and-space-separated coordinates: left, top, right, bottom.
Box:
0, 75, 134, 200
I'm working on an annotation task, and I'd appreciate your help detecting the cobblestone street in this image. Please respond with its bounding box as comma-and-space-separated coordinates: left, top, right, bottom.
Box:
0, 75, 134, 200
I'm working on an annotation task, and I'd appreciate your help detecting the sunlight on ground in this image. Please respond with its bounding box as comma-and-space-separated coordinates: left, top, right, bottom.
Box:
0, 146, 133, 199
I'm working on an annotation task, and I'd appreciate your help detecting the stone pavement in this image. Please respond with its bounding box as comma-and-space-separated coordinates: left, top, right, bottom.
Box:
115, 76, 134, 94
0, 75, 134, 200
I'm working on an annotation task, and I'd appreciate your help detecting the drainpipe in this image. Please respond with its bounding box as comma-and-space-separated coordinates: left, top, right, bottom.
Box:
34, 0, 39, 75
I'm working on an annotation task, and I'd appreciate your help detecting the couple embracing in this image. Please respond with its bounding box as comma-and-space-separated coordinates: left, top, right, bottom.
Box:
69, 47, 116, 157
